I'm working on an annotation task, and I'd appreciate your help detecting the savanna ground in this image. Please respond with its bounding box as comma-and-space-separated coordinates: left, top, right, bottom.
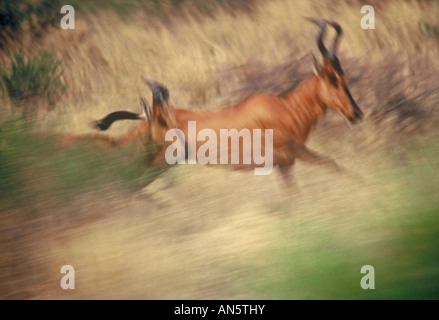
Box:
1, 0, 439, 299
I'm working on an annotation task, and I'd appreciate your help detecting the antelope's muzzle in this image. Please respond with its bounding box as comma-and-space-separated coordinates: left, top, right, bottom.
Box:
345, 87, 363, 124
349, 107, 363, 124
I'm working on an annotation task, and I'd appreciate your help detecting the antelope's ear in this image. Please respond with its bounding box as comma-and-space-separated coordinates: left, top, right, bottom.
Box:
311, 53, 324, 77
140, 96, 153, 122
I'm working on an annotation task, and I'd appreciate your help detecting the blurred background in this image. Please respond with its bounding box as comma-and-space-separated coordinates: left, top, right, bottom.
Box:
1, 0, 438, 299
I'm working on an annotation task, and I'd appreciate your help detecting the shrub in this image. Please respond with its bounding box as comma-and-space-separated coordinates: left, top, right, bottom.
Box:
419, 19, 439, 41
0, 50, 65, 107
0, 0, 26, 49
0, 0, 62, 48
0, 116, 156, 211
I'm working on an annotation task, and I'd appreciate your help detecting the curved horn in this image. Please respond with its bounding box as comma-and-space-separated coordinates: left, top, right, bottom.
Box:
141, 77, 171, 108
305, 17, 330, 59
142, 77, 164, 106
159, 85, 169, 103
141, 77, 177, 127
325, 20, 342, 57
140, 96, 153, 121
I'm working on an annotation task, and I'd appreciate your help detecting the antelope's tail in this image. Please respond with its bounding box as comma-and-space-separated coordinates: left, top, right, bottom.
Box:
93, 110, 143, 131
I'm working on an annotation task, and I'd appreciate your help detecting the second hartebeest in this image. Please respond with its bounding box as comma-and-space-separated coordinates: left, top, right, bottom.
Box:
88, 19, 363, 186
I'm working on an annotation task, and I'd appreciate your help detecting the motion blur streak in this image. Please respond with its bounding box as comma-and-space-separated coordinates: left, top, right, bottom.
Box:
0, 0, 439, 299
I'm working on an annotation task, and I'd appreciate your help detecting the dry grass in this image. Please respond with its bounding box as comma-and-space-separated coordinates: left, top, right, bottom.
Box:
1, 0, 439, 299
14, 0, 436, 132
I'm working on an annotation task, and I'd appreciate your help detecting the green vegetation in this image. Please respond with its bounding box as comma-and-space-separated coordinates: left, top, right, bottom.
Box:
1, 0, 438, 300
0, 50, 65, 106
259, 204, 439, 299
253, 141, 439, 300
419, 19, 439, 41
0, 0, 62, 48
0, 0, 255, 34
64, 0, 255, 16
0, 116, 156, 211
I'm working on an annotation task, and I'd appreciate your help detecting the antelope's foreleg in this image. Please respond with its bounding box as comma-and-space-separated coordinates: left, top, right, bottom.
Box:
147, 147, 168, 167
294, 145, 344, 174
278, 163, 297, 190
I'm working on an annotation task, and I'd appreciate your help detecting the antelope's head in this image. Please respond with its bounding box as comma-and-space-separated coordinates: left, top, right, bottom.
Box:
92, 78, 175, 154
309, 19, 363, 124
140, 77, 176, 146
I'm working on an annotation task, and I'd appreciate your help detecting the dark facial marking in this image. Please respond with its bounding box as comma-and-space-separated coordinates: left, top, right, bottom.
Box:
330, 56, 344, 75
343, 86, 363, 123
328, 73, 338, 87
157, 114, 168, 127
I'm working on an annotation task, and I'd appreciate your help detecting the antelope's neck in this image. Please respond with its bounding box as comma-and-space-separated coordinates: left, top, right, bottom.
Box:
281, 76, 326, 141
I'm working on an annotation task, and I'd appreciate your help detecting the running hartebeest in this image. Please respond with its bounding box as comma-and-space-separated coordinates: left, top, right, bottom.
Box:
84, 19, 363, 186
